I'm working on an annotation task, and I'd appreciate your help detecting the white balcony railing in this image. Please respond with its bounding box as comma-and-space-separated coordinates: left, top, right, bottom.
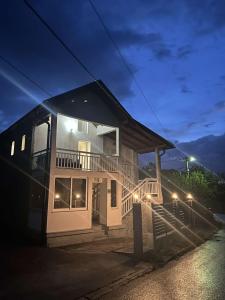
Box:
56, 149, 119, 172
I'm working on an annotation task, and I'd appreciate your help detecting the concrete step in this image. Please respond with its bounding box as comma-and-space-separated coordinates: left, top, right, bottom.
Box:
47, 225, 108, 247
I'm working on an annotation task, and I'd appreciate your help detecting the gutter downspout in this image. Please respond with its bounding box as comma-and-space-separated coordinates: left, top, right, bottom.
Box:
41, 117, 51, 245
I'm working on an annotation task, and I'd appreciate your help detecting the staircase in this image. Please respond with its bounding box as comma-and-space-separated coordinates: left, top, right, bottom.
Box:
121, 178, 160, 218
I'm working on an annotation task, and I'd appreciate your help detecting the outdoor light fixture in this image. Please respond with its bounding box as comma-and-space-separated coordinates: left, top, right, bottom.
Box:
172, 192, 178, 200
189, 156, 196, 162
65, 119, 77, 133
134, 193, 138, 200
55, 193, 60, 199
146, 193, 151, 200
76, 193, 81, 199
187, 193, 193, 200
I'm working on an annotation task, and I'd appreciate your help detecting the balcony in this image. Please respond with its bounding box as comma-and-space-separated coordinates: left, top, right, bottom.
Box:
56, 149, 119, 172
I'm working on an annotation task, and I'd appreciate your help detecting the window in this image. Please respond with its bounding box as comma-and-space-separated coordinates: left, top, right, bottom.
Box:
54, 178, 71, 209
54, 177, 87, 209
21, 135, 26, 151
71, 178, 86, 208
11, 141, 15, 156
111, 180, 117, 207
78, 119, 88, 133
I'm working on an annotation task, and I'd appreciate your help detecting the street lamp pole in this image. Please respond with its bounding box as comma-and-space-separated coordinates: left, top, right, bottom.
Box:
185, 156, 196, 176
186, 158, 190, 176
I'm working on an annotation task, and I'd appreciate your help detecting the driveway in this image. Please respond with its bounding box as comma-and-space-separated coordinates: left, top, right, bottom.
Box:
102, 229, 225, 300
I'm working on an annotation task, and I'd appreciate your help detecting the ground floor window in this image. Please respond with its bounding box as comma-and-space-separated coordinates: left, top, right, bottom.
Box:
71, 178, 86, 208
54, 177, 87, 209
54, 178, 71, 209
111, 180, 117, 207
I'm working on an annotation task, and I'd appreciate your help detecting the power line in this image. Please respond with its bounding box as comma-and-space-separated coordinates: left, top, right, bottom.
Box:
24, 0, 131, 116
88, 0, 167, 133
88, 0, 221, 176
24, 0, 96, 81
23, 0, 222, 179
0, 54, 52, 97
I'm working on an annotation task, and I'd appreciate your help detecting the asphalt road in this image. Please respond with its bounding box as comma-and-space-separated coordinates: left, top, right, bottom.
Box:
102, 229, 225, 300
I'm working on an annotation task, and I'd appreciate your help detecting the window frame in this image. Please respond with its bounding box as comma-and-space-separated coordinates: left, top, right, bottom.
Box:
53, 176, 88, 212
21, 134, 26, 151
11, 141, 15, 156
110, 180, 118, 208
78, 119, 88, 134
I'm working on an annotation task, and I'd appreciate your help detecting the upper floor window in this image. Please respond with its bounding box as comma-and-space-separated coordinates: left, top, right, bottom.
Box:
21, 135, 26, 151
11, 141, 15, 156
78, 120, 88, 134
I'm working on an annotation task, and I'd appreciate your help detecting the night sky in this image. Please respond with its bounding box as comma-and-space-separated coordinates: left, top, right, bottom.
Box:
1, 0, 225, 143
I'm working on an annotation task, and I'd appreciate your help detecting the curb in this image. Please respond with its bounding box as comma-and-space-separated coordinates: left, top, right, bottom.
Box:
77, 263, 154, 300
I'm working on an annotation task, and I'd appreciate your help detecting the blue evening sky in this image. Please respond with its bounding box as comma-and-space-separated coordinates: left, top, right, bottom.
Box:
0, 0, 225, 143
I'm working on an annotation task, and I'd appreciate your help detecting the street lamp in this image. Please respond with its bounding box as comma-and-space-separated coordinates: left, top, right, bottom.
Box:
185, 156, 196, 176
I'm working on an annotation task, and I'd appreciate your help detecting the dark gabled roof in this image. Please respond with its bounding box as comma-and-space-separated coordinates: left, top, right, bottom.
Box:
0, 80, 174, 153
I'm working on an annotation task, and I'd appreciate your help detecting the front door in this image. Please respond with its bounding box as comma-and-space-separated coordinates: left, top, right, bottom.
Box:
92, 178, 107, 226
78, 141, 91, 170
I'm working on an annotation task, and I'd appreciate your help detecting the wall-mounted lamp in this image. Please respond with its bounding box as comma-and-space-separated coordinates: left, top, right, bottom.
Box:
171, 192, 178, 201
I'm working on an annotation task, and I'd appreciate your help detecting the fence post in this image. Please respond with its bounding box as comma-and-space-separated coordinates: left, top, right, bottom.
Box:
133, 203, 143, 259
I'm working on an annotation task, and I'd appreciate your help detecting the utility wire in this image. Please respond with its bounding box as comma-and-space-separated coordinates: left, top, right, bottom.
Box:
88, 0, 167, 133
24, 0, 199, 166
24, 0, 131, 116
88, 0, 206, 168
24, 0, 97, 81
23, 0, 223, 179
0, 54, 52, 97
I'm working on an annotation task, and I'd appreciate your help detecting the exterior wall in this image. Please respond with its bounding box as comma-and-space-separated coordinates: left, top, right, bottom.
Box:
56, 114, 104, 153
0, 106, 49, 238
106, 176, 122, 227
103, 135, 116, 155
46, 167, 122, 233
33, 123, 48, 153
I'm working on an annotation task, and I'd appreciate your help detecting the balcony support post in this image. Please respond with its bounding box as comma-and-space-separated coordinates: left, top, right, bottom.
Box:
155, 147, 163, 204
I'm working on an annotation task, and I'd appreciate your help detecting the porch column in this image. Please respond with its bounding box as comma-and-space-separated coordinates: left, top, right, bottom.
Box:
49, 114, 57, 171
41, 113, 57, 241
116, 127, 120, 156
45, 114, 57, 233
155, 147, 163, 204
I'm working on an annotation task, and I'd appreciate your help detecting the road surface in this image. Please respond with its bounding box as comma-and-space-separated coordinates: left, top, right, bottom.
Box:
102, 229, 225, 300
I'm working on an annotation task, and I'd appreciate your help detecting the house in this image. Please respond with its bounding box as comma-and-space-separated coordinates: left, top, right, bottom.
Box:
0, 80, 173, 246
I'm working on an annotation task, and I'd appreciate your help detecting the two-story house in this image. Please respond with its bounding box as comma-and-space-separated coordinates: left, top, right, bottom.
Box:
0, 80, 173, 246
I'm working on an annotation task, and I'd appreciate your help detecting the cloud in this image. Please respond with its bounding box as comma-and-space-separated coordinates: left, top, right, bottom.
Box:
181, 84, 192, 93
0, 110, 9, 132
215, 100, 225, 110
186, 121, 198, 129
176, 76, 187, 82
204, 122, 215, 128
185, 0, 225, 35
111, 30, 172, 60
176, 45, 194, 59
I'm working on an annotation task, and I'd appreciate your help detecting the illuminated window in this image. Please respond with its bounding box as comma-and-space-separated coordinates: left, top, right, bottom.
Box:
21, 135, 26, 151
111, 180, 117, 207
54, 178, 71, 209
78, 120, 88, 133
54, 177, 87, 209
71, 178, 86, 208
11, 141, 15, 156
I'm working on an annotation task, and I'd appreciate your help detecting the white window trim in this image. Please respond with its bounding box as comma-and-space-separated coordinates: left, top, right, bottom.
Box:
11, 141, 15, 156
21, 134, 26, 151
110, 180, 118, 208
53, 176, 88, 212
